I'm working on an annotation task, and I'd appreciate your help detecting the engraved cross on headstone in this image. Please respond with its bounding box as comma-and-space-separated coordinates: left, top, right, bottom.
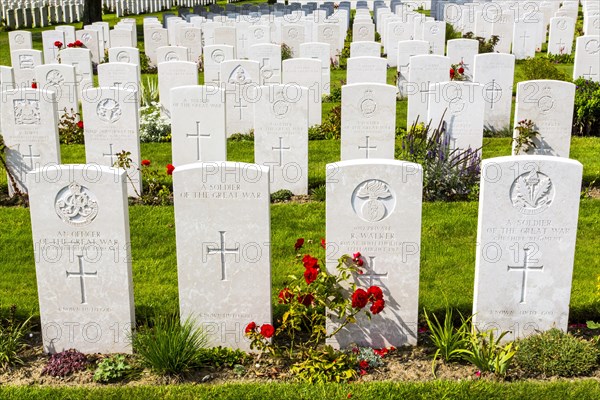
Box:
556, 38, 567, 53
187, 121, 210, 161
103, 143, 116, 166
22, 144, 40, 169
356, 256, 388, 287
485, 80, 502, 110
233, 99, 247, 119
272, 136, 291, 167
583, 66, 598, 80
206, 231, 240, 281
520, 31, 531, 47
507, 246, 544, 304
66, 255, 98, 304
358, 136, 377, 158
239, 34, 248, 48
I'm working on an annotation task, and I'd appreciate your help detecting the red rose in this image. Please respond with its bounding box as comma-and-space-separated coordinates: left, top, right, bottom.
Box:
359, 360, 369, 370
356, 258, 364, 266
297, 293, 314, 306
75, 40, 83, 47
303, 267, 319, 285
77, 120, 84, 129
67, 42, 74, 48
320, 238, 326, 249
373, 348, 388, 357
367, 286, 383, 301
245, 322, 256, 334
450, 68, 455, 79
352, 252, 361, 259
166, 163, 175, 175
278, 288, 293, 304
302, 255, 319, 270
260, 324, 275, 338
458, 67, 465, 74
351, 288, 369, 309
294, 238, 304, 251
31, 81, 38, 89
370, 299, 385, 315
54, 41, 63, 48
360, 369, 367, 376
141, 159, 151, 167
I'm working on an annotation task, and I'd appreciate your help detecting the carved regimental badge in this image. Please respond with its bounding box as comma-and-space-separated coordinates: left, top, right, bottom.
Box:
14, 99, 40, 125
228, 65, 252, 84
55, 182, 99, 226
96, 98, 122, 123
359, 90, 377, 118
351, 180, 396, 222
510, 169, 555, 215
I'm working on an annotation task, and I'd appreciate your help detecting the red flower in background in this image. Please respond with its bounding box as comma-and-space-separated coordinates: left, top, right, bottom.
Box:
359, 360, 369, 370
67, 43, 74, 48
303, 267, 319, 285
31, 81, 37, 89
351, 288, 369, 309
278, 288, 293, 304
450, 68, 455, 79
260, 324, 275, 338
302, 255, 319, 270
141, 159, 151, 167
244, 322, 256, 334
77, 120, 84, 129
367, 286, 383, 301
74, 40, 83, 47
166, 163, 175, 175
320, 238, 326, 249
458, 67, 465, 74
370, 299, 385, 315
294, 238, 305, 251
297, 293, 314, 306
54, 41, 63, 48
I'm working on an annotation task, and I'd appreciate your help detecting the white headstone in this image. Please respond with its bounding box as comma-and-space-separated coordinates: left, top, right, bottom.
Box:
248, 43, 282, 85
473, 53, 516, 132
350, 41, 381, 58
1, 88, 60, 195
144, 27, 169, 67
156, 45, 190, 63
82, 87, 141, 197
427, 81, 485, 152
548, 17, 575, 55
473, 156, 583, 341
9, 31, 33, 51
512, 80, 576, 157
178, 27, 203, 65
173, 161, 272, 352
282, 58, 322, 127
27, 164, 135, 353
397, 40, 430, 98
76, 30, 101, 65
299, 42, 331, 95
220, 60, 260, 136
326, 159, 423, 348
157, 61, 198, 117
346, 57, 388, 85
170, 85, 227, 165
110, 28, 136, 48
353, 21, 375, 42
254, 84, 309, 194
573, 35, 600, 82
446, 39, 479, 81
59, 48, 94, 99
11, 49, 43, 87
512, 19, 541, 60
406, 55, 451, 128
341, 83, 397, 161
42, 30, 66, 64
34, 64, 79, 116
97, 62, 140, 101
203, 45, 234, 84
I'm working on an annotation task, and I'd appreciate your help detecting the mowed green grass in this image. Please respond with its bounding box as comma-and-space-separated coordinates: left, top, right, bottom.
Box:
2, 198, 599, 324
2, 380, 600, 399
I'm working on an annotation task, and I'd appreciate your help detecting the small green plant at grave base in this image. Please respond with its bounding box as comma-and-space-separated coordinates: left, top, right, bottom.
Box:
514, 328, 600, 378
131, 315, 208, 376
58, 108, 85, 144
0, 305, 32, 370
423, 307, 471, 377
245, 239, 388, 383
546, 53, 574, 64
463, 329, 517, 377
573, 78, 600, 137
93, 355, 134, 383
137, 159, 172, 206
397, 116, 482, 201
42, 349, 89, 377
317, 105, 342, 140
513, 119, 540, 155
354, 346, 395, 377
0, 135, 28, 202
446, 23, 462, 41
462, 32, 500, 53
519, 57, 571, 82
310, 185, 326, 202
140, 52, 157, 74
199, 346, 250, 369
324, 80, 344, 103
141, 77, 160, 107
271, 189, 294, 203
281, 43, 293, 60
228, 131, 254, 142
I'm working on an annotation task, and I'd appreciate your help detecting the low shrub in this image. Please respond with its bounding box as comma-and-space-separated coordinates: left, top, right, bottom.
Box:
573, 78, 600, 136
309, 106, 342, 140
58, 108, 84, 145
519, 57, 571, 82
199, 346, 250, 369
0, 305, 32, 370
42, 349, 89, 377
271, 189, 294, 203
514, 328, 599, 378
462, 32, 499, 53
310, 185, 326, 202
93, 355, 134, 383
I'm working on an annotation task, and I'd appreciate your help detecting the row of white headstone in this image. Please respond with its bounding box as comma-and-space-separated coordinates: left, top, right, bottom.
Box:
1, 0, 83, 29
24, 153, 582, 354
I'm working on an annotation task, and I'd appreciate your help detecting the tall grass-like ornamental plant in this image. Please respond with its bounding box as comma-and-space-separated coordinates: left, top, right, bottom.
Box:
131, 315, 208, 376
0, 306, 32, 370
424, 308, 471, 376
397, 116, 481, 201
